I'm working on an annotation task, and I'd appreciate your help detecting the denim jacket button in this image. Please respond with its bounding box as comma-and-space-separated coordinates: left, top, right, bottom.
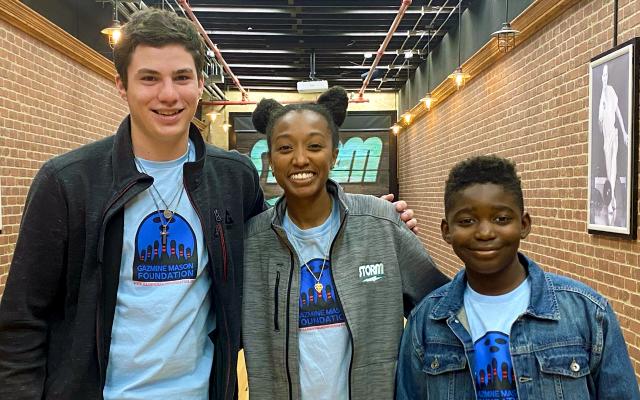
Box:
431, 358, 440, 369
570, 360, 580, 372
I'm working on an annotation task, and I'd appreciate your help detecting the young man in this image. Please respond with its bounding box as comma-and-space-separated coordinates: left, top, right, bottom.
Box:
396, 155, 639, 400
0, 8, 417, 400
0, 9, 265, 400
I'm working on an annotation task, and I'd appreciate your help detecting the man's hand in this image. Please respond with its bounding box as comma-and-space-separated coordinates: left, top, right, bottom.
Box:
380, 193, 419, 234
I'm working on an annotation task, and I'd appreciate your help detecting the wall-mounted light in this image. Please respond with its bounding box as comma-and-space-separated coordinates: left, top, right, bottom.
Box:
448, 1, 471, 89
491, 0, 520, 53
101, 0, 122, 48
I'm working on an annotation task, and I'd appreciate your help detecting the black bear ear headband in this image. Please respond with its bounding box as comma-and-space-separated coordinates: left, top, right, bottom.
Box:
251, 86, 349, 134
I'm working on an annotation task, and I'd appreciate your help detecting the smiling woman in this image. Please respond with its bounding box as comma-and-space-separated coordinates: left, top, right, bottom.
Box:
268, 109, 338, 228
241, 86, 449, 399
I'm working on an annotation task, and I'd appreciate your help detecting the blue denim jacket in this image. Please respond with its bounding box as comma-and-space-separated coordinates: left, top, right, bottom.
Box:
396, 254, 640, 399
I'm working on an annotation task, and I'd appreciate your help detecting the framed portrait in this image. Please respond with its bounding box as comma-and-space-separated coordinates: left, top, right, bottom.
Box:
587, 38, 638, 238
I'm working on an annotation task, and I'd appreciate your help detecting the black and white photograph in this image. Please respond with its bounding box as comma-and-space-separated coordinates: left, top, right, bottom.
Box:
587, 38, 638, 238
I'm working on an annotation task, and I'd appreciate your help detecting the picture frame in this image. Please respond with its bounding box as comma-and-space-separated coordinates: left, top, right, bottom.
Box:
587, 38, 638, 238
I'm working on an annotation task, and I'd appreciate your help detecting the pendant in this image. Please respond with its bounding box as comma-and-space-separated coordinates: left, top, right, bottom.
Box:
314, 282, 323, 294
163, 209, 173, 220
160, 225, 168, 246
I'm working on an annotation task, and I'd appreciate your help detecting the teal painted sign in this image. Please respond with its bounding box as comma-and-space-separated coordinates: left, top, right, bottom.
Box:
250, 137, 383, 184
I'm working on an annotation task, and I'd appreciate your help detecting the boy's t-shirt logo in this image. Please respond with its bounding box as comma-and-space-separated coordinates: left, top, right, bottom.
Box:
472, 331, 517, 400
132, 211, 198, 285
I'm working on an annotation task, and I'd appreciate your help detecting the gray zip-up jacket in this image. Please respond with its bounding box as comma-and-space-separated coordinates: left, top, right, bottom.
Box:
242, 181, 449, 399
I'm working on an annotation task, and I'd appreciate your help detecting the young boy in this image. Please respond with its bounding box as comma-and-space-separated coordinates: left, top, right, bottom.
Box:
396, 155, 639, 400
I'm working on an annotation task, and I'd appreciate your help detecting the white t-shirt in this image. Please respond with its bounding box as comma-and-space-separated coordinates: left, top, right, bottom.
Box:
283, 201, 351, 400
104, 141, 215, 400
463, 278, 530, 400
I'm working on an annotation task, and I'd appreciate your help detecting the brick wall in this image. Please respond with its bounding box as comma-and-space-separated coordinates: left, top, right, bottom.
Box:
398, 0, 640, 378
0, 19, 127, 294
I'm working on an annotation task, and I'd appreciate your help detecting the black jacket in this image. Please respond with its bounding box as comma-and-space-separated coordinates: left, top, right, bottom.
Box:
0, 117, 265, 399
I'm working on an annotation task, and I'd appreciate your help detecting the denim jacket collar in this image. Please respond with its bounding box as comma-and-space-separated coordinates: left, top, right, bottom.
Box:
429, 253, 560, 321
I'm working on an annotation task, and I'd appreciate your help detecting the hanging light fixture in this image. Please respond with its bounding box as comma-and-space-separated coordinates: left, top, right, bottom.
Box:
206, 111, 220, 123
101, 0, 122, 48
422, 93, 433, 110
448, 0, 470, 89
222, 119, 232, 133
421, 28, 434, 111
491, 0, 520, 52
450, 67, 470, 88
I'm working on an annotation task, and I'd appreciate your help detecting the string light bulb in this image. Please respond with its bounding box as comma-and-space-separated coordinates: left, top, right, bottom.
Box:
391, 124, 401, 135
402, 113, 412, 125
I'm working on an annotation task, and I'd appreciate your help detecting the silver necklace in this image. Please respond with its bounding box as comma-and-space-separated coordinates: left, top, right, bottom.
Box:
290, 216, 334, 295
134, 142, 190, 245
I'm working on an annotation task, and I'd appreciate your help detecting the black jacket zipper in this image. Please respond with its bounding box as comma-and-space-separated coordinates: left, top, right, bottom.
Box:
188, 196, 233, 399
324, 209, 353, 400
96, 177, 147, 393
214, 209, 229, 281
274, 271, 281, 331
276, 206, 350, 400
270, 225, 294, 399
285, 251, 295, 400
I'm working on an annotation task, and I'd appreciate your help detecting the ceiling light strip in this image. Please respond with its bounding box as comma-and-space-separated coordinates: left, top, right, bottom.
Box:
190, 6, 454, 15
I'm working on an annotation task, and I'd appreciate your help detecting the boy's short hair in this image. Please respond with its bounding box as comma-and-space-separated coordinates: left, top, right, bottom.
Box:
444, 155, 524, 215
113, 8, 206, 88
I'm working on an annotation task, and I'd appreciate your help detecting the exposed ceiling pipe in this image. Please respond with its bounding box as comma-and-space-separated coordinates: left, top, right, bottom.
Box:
357, 0, 412, 98
201, 98, 370, 106
176, 0, 250, 101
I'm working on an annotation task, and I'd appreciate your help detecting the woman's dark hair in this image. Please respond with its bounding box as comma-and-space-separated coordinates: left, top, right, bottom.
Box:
251, 86, 349, 150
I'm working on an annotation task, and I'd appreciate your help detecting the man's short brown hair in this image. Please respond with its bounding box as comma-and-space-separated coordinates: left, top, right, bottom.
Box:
113, 8, 206, 88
